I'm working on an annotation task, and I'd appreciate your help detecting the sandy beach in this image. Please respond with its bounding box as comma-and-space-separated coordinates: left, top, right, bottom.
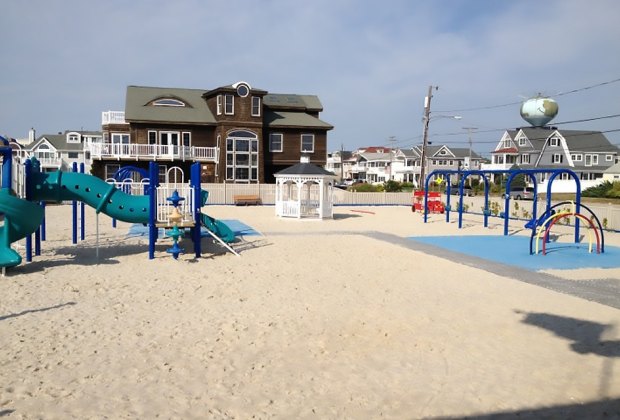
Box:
1, 204, 620, 419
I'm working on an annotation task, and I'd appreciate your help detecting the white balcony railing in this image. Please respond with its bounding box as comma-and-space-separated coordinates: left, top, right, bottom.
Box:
102, 111, 127, 125
32, 154, 62, 168
87, 143, 218, 162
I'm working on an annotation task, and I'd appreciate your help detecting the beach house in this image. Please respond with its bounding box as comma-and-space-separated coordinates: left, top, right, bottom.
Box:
26, 130, 102, 173
94, 81, 333, 183
483, 127, 619, 191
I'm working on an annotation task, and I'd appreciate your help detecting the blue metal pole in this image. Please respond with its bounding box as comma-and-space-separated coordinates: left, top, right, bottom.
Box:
24, 158, 33, 262
40, 202, 46, 241
72, 162, 78, 245
148, 162, 159, 260
191, 162, 202, 258
423, 174, 430, 223
80, 163, 85, 241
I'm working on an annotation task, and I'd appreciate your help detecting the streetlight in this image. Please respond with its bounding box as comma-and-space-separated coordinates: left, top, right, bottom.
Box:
462, 126, 478, 187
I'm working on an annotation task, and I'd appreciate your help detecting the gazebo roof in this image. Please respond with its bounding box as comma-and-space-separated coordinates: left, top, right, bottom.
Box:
275, 162, 336, 177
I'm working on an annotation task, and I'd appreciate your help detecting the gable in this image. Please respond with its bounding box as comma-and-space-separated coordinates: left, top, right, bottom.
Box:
432, 145, 454, 158
31, 137, 57, 152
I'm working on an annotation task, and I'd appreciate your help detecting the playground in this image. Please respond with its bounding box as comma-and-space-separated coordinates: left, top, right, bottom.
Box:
2, 137, 620, 417
2, 204, 620, 418
0, 137, 243, 273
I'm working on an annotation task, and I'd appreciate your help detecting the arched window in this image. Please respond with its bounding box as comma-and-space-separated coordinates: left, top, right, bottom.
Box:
152, 98, 186, 107
226, 130, 259, 183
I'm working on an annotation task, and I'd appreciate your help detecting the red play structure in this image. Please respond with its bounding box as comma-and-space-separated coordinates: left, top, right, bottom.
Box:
412, 191, 445, 214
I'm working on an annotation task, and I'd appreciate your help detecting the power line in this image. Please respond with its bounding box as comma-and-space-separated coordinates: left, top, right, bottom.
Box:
435, 77, 620, 113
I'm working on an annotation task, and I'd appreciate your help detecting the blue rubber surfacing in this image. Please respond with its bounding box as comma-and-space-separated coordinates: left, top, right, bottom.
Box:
408, 235, 620, 271
126, 219, 260, 239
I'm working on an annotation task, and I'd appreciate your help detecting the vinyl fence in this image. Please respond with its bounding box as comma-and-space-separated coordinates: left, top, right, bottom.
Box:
200, 183, 620, 231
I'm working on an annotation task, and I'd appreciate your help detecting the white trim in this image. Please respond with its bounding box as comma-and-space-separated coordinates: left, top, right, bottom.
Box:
216, 95, 222, 115
153, 98, 185, 107
301, 134, 315, 153
224, 94, 234, 115
251, 96, 261, 116
270, 133, 283, 152
66, 131, 81, 143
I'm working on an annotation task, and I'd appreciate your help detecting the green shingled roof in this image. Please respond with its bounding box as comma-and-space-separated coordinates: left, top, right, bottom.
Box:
263, 94, 324, 111
264, 110, 333, 130
125, 86, 216, 124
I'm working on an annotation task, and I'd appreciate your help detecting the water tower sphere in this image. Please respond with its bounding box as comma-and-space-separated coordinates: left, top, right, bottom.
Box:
520, 97, 559, 127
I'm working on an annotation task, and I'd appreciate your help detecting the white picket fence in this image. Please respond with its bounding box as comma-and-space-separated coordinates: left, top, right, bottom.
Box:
200, 183, 620, 231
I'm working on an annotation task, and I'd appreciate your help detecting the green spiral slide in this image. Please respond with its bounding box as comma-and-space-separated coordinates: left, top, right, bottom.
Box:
29, 171, 150, 224
0, 189, 45, 268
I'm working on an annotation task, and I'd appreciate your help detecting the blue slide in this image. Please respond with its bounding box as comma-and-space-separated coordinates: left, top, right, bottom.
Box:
0, 189, 45, 268
199, 190, 235, 243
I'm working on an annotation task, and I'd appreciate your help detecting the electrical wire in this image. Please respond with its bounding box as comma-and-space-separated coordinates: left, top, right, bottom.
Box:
435, 77, 620, 113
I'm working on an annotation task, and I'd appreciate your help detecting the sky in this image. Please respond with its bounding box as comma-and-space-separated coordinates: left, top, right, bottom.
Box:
2, 0, 620, 158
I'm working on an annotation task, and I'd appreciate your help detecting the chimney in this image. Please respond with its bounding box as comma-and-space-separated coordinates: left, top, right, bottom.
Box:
28, 128, 35, 143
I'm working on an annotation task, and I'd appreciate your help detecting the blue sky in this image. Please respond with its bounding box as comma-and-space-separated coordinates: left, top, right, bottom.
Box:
1, 0, 619, 157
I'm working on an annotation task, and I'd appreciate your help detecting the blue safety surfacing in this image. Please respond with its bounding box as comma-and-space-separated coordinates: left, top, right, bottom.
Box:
408, 235, 620, 271
126, 219, 260, 238
217, 219, 260, 236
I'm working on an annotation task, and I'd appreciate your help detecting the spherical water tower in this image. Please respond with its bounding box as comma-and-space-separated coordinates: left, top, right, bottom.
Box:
520, 96, 559, 127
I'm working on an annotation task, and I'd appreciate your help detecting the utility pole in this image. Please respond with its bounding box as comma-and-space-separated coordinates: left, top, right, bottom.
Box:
340, 142, 344, 181
388, 136, 396, 181
462, 127, 477, 186
419, 85, 435, 190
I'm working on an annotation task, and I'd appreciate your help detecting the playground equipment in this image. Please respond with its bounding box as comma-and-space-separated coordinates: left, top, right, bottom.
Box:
528, 201, 604, 255
165, 190, 186, 259
0, 151, 237, 270
0, 136, 45, 271
412, 190, 444, 214
418, 167, 605, 257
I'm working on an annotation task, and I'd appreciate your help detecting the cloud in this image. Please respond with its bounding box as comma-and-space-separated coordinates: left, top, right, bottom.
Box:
1, 0, 619, 153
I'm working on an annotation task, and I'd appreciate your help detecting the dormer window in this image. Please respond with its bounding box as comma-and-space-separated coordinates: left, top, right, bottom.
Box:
152, 98, 186, 107
67, 132, 80, 143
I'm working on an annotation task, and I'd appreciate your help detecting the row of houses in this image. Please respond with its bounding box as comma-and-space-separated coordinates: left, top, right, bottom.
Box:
327, 127, 620, 188
326, 145, 483, 185
6, 79, 619, 189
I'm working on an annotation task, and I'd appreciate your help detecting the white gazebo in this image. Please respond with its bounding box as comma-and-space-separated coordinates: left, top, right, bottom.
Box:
275, 155, 337, 219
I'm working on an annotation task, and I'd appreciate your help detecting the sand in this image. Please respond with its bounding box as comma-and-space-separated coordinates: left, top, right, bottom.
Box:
1, 204, 620, 419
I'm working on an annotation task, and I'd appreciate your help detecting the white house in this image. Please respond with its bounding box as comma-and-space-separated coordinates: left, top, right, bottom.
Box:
27, 130, 102, 173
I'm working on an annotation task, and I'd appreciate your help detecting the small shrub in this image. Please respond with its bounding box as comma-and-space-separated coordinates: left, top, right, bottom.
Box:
383, 180, 402, 192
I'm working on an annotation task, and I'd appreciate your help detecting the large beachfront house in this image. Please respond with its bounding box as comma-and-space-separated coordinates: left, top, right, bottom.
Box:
94, 81, 333, 183
483, 127, 619, 190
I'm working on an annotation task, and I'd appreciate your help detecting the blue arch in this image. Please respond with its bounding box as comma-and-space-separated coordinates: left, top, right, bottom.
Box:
113, 166, 149, 182
420, 168, 584, 244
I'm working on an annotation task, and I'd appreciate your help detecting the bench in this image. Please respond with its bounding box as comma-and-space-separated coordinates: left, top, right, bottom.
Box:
233, 195, 261, 206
